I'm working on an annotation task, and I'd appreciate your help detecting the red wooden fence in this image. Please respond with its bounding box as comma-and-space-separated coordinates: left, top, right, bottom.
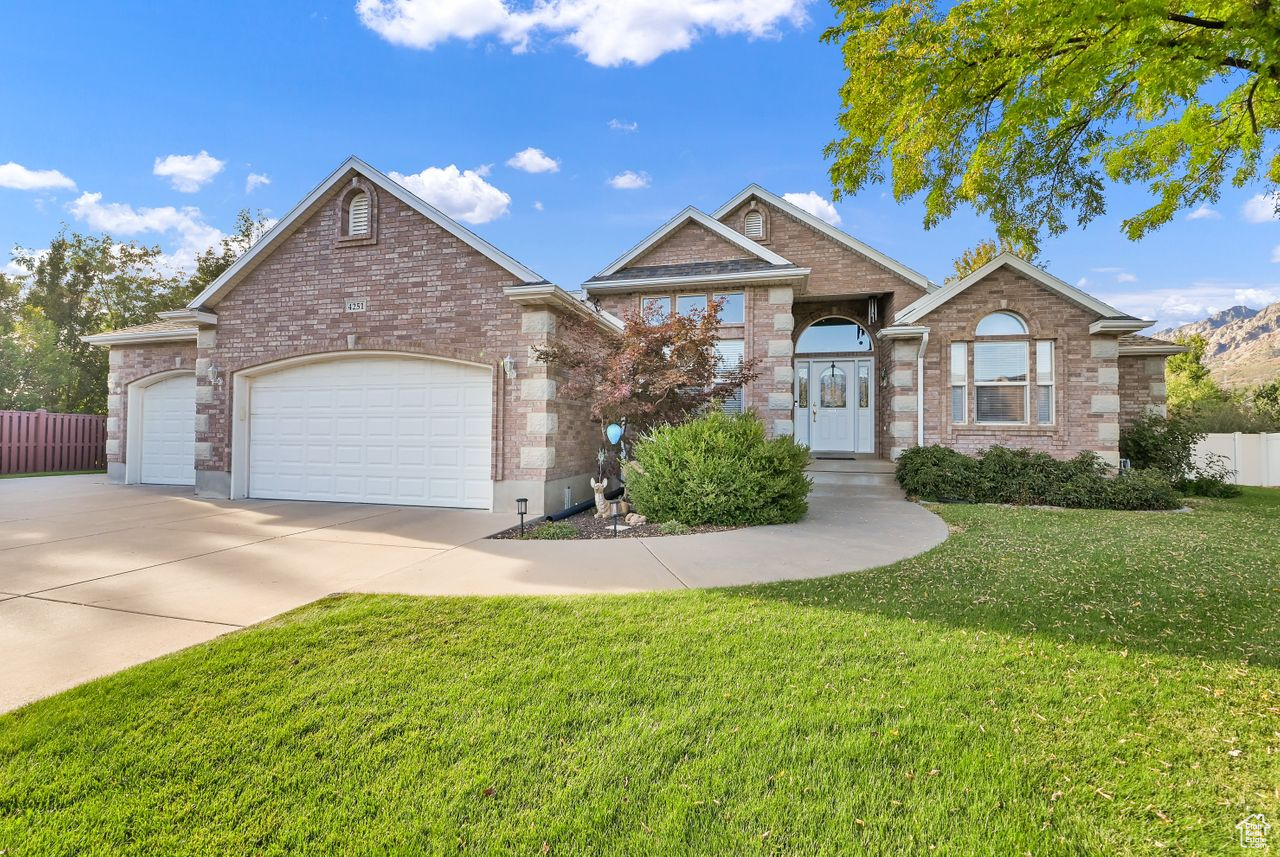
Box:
0, 410, 107, 475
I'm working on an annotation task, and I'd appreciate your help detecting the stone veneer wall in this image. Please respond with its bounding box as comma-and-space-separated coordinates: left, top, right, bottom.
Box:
104, 342, 199, 480
1118, 354, 1169, 426
190, 180, 591, 514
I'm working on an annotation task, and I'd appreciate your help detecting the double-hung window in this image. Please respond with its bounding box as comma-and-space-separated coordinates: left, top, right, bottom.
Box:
1035, 340, 1055, 424
713, 339, 745, 413
950, 342, 968, 423
973, 340, 1029, 423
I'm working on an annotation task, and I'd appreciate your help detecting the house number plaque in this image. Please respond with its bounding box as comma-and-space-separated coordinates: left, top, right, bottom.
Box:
344, 299, 368, 313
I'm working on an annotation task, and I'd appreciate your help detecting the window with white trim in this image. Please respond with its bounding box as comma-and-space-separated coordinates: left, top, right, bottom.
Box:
1035, 340, 1055, 424
974, 340, 1029, 423
714, 292, 744, 324
677, 294, 708, 317
641, 296, 671, 323
975, 310, 1027, 336
347, 192, 371, 236
950, 342, 967, 424
714, 339, 745, 413
744, 210, 765, 239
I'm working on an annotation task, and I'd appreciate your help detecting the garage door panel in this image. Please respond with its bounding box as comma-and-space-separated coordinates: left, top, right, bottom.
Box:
139, 374, 196, 486
249, 357, 492, 508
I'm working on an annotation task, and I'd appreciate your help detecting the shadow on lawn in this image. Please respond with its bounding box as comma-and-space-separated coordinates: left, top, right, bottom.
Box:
727, 489, 1280, 668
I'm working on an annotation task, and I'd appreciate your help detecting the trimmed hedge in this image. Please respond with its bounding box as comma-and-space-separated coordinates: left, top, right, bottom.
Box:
895, 445, 1182, 510
626, 411, 811, 527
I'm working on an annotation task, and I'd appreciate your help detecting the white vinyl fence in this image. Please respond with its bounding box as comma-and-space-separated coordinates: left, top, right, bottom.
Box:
1194, 433, 1280, 487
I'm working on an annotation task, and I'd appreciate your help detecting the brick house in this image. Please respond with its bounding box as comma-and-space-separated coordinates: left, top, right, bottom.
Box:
584, 185, 1182, 466
86, 161, 1181, 514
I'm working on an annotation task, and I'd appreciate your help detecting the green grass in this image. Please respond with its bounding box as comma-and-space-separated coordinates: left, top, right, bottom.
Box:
0, 470, 105, 479
2, 490, 1278, 855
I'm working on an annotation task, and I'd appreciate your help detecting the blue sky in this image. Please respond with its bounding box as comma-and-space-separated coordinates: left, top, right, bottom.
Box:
2, 0, 1278, 330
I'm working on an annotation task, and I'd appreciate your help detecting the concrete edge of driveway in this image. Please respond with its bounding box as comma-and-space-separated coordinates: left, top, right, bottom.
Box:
352, 495, 950, 597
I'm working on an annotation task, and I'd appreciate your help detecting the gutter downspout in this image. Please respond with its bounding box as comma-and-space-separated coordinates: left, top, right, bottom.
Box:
916, 330, 930, 447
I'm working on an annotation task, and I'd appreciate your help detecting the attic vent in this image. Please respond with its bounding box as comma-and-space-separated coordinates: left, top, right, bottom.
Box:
744, 210, 765, 239
348, 192, 371, 236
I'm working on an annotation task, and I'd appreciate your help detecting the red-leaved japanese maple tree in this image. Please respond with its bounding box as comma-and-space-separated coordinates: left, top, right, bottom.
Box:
533, 299, 759, 476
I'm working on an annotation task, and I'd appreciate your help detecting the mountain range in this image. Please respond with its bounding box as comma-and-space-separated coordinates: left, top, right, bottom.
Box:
1154, 302, 1280, 389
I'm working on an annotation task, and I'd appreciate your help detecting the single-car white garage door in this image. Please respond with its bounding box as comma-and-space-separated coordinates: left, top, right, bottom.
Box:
139, 374, 196, 486
247, 356, 492, 508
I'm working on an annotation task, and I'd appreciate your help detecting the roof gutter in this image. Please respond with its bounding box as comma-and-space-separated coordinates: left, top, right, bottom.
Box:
81, 328, 199, 347
503, 284, 624, 333
584, 267, 810, 294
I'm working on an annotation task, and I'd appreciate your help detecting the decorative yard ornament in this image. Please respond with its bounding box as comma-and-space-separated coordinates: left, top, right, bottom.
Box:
590, 478, 610, 518
606, 422, 624, 445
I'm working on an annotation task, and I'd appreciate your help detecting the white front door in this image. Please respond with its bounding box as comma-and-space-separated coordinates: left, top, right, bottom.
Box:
246, 356, 493, 508
794, 358, 874, 454
138, 374, 196, 485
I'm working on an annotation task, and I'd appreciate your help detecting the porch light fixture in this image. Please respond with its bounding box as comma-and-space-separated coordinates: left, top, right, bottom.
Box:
502, 354, 517, 380
516, 497, 529, 535
206, 364, 223, 385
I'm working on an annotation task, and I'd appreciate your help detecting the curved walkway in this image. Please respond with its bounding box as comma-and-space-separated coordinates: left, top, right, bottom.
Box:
356, 463, 949, 596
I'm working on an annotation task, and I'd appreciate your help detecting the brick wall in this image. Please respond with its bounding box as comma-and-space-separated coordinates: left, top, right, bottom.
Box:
189, 179, 592, 508
630, 222, 751, 268
914, 267, 1122, 464
1118, 354, 1169, 426
105, 342, 198, 467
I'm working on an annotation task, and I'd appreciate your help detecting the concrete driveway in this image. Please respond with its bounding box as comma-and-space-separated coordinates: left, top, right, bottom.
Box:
0, 474, 517, 713
1, 468, 947, 714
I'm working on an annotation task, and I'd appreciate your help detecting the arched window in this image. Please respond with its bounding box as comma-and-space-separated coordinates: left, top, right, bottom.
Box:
795, 317, 873, 354
975, 311, 1027, 336
744, 210, 765, 240
347, 192, 371, 237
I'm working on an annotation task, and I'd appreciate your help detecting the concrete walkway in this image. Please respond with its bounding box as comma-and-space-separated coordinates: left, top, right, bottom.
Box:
0, 466, 946, 712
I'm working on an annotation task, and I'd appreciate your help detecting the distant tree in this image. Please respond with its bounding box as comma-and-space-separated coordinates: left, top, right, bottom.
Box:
949, 237, 1045, 282
824, 0, 1280, 249
185, 210, 274, 301
532, 301, 760, 476
1166, 334, 1226, 412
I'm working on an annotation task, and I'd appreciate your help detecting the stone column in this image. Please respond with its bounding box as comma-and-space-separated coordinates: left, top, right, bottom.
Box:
887, 337, 920, 459
1089, 336, 1122, 467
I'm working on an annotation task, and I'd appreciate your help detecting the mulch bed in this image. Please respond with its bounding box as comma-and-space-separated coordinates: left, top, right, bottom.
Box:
488, 507, 740, 540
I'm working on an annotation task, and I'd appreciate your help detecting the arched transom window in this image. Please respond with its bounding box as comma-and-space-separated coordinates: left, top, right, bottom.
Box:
795, 317, 873, 354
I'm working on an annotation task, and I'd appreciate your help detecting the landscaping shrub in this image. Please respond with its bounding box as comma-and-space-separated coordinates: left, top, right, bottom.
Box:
626, 411, 811, 527
522, 521, 577, 540
1120, 413, 1241, 497
895, 444, 1181, 510
657, 520, 692, 536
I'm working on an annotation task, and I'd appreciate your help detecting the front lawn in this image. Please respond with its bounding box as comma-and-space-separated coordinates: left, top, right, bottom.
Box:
2, 491, 1277, 855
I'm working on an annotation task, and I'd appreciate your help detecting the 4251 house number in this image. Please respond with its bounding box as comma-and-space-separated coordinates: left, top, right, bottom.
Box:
344, 299, 368, 312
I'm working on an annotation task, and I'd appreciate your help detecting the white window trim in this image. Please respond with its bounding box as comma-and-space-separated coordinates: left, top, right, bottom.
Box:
973, 340, 1030, 425
1036, 340, 1056, 425
713, 291, 745, 325
950, 341, 968, 425
677, 293, 709, 317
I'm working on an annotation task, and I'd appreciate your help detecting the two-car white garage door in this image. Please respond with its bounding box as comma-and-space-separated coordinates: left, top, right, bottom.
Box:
246, 356, 493, 508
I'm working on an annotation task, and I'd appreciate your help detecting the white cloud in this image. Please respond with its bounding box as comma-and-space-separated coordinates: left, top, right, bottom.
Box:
388, 165, 511, 223
67, 192, 224, 270
1271, 244, 1280, 263
1241, 192, 1280, 223
356, 0, 809, 67
153, 150, 225, 192
246, 172, 271, 193
608, 118, 638, 132
506, 147, 559, 174
1186, 203, 1221, 221
0, 162, 76, 191
608, 170, 650, 190
782, 191, 841, 226
1076, 276, 1091, 289
1104, 280, 1280, 329
534, 200, 545, 211
1115, 272, 1137, 283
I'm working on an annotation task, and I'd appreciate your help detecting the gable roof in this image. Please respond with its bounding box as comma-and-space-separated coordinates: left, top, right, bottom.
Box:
187, 156, 546, 309
893, 253, 1143, 325
592, 206, 793, 279
712, 184, 936, 292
